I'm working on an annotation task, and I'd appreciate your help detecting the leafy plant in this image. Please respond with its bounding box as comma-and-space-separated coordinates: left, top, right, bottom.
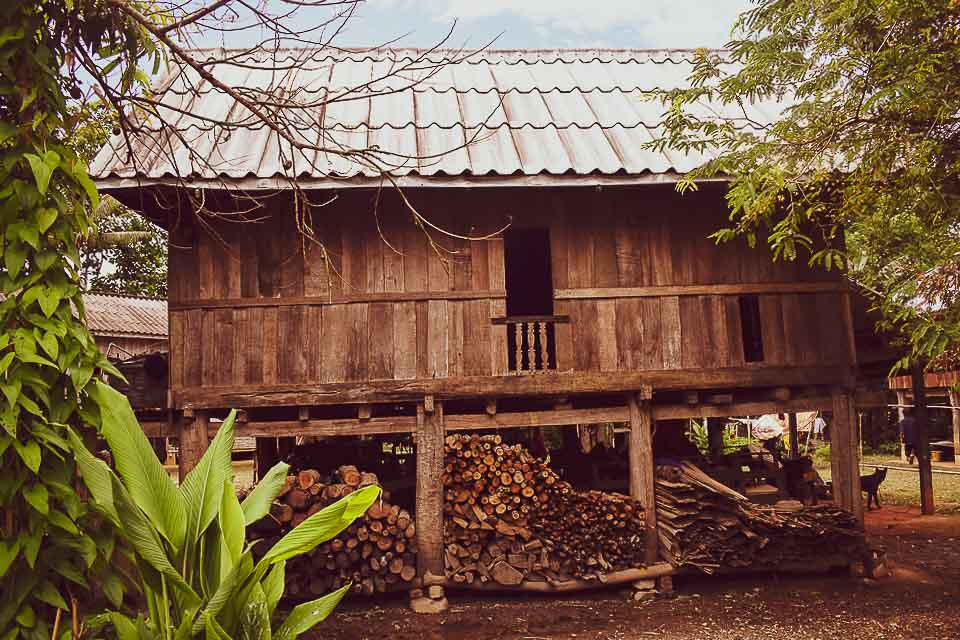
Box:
70, 383, 378, 639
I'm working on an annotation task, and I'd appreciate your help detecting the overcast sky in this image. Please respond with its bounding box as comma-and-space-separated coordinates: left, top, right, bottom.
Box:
220, 0, 752, 51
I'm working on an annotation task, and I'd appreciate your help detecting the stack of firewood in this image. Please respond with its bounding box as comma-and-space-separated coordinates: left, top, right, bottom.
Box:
655, 462, 866, 574
252, 465, 417, 597
443, 433, 647, 586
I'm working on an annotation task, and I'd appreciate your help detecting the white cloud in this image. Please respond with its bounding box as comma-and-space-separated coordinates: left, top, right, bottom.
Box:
371, 0, 749, 48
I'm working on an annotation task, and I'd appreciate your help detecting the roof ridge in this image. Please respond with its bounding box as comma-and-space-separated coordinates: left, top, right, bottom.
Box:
84, 291, 167, 303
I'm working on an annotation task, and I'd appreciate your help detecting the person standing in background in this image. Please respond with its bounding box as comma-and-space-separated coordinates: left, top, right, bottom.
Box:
898, 408, 917, 464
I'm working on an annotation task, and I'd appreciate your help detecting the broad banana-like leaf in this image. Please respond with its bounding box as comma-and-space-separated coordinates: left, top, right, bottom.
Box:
219, 477, 245, 575
90, 381, 186, 551
204, 613, 232, 640
66, 428, 120, 526
109, 474, 200, 605
263, 561, 286, 618
189, 551, 255, 636
240, 461, 289, 525
181, 410, 236, 551
273, 584, 351, 640
260, 485, 379, 566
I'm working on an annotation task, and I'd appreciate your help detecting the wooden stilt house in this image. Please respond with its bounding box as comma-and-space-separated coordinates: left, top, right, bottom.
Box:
93, 48, 863, 593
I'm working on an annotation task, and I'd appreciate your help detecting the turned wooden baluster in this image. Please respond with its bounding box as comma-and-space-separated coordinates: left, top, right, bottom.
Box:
526, 322, 536, 372
538, 321, 549, 369
513, 323, 524, 373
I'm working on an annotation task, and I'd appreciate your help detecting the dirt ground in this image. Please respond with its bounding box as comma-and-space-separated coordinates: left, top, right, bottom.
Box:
311, 506, 960, 640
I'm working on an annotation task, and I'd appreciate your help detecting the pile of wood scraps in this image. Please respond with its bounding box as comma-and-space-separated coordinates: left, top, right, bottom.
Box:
655, 462, 867, 574
249, 465, 417, 597
443, 433, 647, 588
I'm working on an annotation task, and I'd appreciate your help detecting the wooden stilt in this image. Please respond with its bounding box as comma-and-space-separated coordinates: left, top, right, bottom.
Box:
788, 413, 799, 459
413, 398, 447, 612
950, 389, 960, 468
255, 437, 279, 480
706, 417, 724, 461
628, 393, 658, 565
830, 389, 863, 522
895, 390, 908, 463
911, 366, 935, 515
178, 410, 209, 480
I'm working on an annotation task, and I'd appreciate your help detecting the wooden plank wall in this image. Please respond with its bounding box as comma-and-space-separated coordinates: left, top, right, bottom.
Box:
167, 186, 853, 393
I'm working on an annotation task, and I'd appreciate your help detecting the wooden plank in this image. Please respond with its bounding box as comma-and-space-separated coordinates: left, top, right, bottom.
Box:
548, 193, 569, 290
679, 296, 704, 369
365, 229, 385, 293
427, 235, 452, 293
238, 226, 260, 298
341, 220, 367, 294
553, 300, 574, 372
382, 234, 405, 293
759, 295, 786, 365
654, 396, 835, 420
462, 299, 491, 377
197, 234, 215, 299
402, 226, 429, 292
596, 299, 618, 372
282, 306, 307, 384
201, 309, 217, 387
470, 240, 490, 291
303, 235, 330, 298
553, 282, 847, 299
214, 308, 235, 386
780, 292, 807, 365
593, 219, 619, 288
178, 411, 208, 479
567, 218, 595, 288
262, 306, 279, 384
305, 305, 322, 382
615, 298, 644, 371
321, 304, 348, 383
175, 364, 856, 409
344, 303, 370, 382
650, 218, 673, 286
416, 401, 445, 580
628, 395, 658, 565
724, 296, 745, 368
232, 308, 248, 386
814, 293, 847, 366
368, 302, 395, 380
487, 237, 506, 292
489, 298, 508, 376
572, 301, 599, 371
704, 295, 727, 369
242, 308, 264, 385
640, 298, 663, 370
452, 240, 472, 292
416, 301, 429, 379
447, 301, 464, 377
169, 311, 185, 389
427, 300, 449, 377
660, 296, 682, 370
393, 301, 418, 380
169, 290, 506, 310
670, 224, 696, 286
831, 388, 863, 522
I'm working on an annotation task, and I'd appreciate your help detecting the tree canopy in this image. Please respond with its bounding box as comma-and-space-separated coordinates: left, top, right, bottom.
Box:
651, 0, 960, 370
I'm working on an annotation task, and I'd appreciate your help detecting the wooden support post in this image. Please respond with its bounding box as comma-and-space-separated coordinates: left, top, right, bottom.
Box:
628, 394, 658, 566
485, 399, 497, 416
911, 366, 935, 515
950, 389, 960, 468
706, 417, 724, 461
255, 437, 279, 481
178, 410, 209, 480
277, 437, 295, 462
414, 399, 447, 612
830, 389, 863, 523
788, 413, 799, 459
895, 390, 908, 463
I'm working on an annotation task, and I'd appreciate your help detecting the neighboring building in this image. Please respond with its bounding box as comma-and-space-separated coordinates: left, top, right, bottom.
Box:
92, 48, 864, 590
84, 293, 168, 359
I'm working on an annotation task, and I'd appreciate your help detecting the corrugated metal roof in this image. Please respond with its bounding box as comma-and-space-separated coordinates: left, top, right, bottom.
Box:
84, 293, 168, 338
92, 48, 779, 186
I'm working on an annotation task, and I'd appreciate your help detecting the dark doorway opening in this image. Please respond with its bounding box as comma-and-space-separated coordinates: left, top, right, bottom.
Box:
739, 295, 765, 362
503, 229, 557, 371
504, 228, 554, 316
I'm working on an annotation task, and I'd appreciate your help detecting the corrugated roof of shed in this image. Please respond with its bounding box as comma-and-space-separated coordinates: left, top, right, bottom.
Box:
84, 293, 168, 338
92, 48, 780, 187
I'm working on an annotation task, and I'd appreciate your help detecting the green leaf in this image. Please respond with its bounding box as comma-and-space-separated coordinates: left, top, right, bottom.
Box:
101, 572, 125, 609
4, 241, 26, 279
261, 485, 380, 566
73, 165, 100, 210
241, 461, 289, 525
274, 584, 351, 640
23, 483, 48, 514
13, 439, 41, 473
108, 612, 141, 640
204, 613, 232, 640
263, 561, 285, 618
0, 380, 19, 409
0, 539, 21, 578
219, 477, 244, 566
180, 410, 236, 549
38, 331, 58, 360
67, 428, 120, 525
90, 381, 185, 551
35, 581, 68, 610
0, 353, 15, 376
36, 207, 57, 233
23, 152, 59, 196
190, 550, 255, 636
37, 289, 60, 318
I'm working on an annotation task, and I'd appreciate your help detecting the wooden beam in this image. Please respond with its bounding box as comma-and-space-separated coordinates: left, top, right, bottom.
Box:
298, 406, 310, 422
554, 282, 847, 300
652, 396, 834, 420
485, 399, 497, 416
951, 389, 960, 468
178, 410, 208, 479
415, 401, 446, 599
446, 407, 629, 431
830, 388, 863, 522
911, 366, 935, 515
357, 404, 372, 421
628, 394, 658, 565
788, 413, 799, 459
170, 289, 506, 311
174, 365, 854, 410
895, 389, 909, 463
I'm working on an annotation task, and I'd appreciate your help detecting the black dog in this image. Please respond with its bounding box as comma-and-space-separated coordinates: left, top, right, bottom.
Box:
860, 467, 887, 510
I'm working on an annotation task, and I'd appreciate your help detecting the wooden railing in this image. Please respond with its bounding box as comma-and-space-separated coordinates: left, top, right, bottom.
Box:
493, 315, 569, 374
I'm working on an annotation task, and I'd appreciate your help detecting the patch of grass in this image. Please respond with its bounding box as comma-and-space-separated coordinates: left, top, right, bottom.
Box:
815, 453, 960, 513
